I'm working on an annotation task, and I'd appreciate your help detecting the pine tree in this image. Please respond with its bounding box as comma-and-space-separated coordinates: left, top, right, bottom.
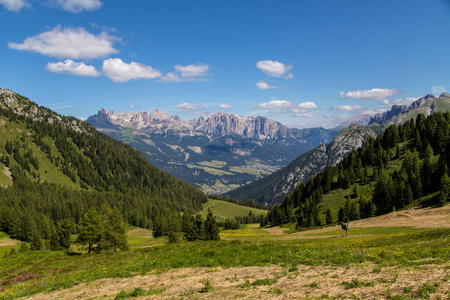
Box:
76, 208, 103, 254
58, 219, 72, 252
204, 210, 220, 241
167, 213, 182, 243
105, 207, 128, 252
325, 209, 333, 225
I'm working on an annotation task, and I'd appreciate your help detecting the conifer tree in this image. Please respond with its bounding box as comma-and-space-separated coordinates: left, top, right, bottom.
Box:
205, 210, 220, 241
105, 207, 128, 252
77, 208, 103, 254
325, 209, 333, 225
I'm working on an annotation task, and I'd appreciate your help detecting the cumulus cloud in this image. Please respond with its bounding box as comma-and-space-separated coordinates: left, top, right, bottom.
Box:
362, 108, 387, 115
295, 112, 317, 118
337, 105, 365, 112
256, 80, 289, 90
174, 63, 209, 77
339, 88, 402, 100
8, 26, 118, 59
431, 85, 446, 95
46, 59, 100, 77
380, 97, 418, 107
160, 63, 211, 82
252, 100, 318, 114
102, 58, 162, 82
55, 0, 102, 13
253, 100, 293, 110
176, 103, 208, 115
256, 60, 293, 79
0, 0, 30, 11
256, 80, 276, 90
297, 102, 318, 109
219, 104, 233, 109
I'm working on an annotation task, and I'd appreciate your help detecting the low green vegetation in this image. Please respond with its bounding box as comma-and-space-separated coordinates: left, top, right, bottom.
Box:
0, 225, 448, 299
200, 199, 267, 222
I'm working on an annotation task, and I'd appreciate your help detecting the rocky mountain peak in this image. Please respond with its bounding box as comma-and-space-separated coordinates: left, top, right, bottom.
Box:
423, 94, 435, 100
150, 109, 172, 121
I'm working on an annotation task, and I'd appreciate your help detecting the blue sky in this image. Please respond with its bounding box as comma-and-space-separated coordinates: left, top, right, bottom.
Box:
1, 0, 450, 128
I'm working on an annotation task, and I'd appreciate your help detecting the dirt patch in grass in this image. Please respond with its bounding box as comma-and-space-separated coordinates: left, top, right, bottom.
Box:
1, 166, 12, 179
25, 263, 450, 299
0, 237, 16, 247
354, 204, 450, 229
261, 226, 285, 235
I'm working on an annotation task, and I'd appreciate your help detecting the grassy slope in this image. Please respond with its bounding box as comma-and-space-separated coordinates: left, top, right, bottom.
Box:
1, 205, 449, 299
199, 199, 267, 221
0, 116, 79, 189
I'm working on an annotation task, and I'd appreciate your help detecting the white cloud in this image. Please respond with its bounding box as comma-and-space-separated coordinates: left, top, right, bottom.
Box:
362, 108, 387, 115
256, 60, 293, 79
339, 88, 402, 100
219, 104, 233, 109
55, 0, 102, 13
102, 58, 162, 82
176, 103, 208, 115
297, 102, 318, 109
337, 105, 365, 111
252, 100, 318, 114
174, 63, 209, 77
256, 80, 289, 90
0, 0, 30, 11
431, 85, 446, 95
8, 26, 118, 59
47, 59, 100, 77
256, 80, 275, 90
253, 100, 293, 110
380, 97, 418, 107
160, 63, 211, 82
295, 113, 317, 118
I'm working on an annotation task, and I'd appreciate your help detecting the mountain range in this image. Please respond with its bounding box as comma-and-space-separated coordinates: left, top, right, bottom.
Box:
87, 109, 338, 193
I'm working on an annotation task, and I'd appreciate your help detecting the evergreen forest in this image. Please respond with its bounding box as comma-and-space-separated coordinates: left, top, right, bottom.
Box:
266, 112, 450, 228
0, 91, 208, 251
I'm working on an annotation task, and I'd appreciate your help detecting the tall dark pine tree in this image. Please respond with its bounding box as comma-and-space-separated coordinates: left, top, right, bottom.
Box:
204, 210, 220, 241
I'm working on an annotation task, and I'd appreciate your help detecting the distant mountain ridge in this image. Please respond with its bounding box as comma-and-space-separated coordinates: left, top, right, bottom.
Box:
369, 93, 450, 125
87, 108, 339, 193
88, 109, 296, 141
225, 93, 450, 204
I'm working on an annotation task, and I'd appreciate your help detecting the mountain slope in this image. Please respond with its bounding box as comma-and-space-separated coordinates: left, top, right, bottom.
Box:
0, 89, 208, 228
224, 124, 379, 204
225, 93, 450, 204
87, 108, 338, 193
267, 111, 450, 228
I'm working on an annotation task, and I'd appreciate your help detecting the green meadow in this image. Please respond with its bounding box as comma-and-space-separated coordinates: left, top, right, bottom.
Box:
0, 206, 449, 299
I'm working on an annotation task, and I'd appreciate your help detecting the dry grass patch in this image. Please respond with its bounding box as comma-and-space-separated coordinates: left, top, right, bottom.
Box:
25, 263, 450, 299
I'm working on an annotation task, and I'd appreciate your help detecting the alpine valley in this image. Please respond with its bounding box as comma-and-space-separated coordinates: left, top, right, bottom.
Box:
87, 109, 339, 193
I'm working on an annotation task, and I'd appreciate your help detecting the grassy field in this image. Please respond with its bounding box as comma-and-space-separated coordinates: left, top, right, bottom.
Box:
199, 199, 268, 221
0, 205, 449, 299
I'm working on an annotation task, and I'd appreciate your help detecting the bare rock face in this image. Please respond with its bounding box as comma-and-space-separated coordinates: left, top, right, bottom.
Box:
87, 109, 294, 140
368, 94, 449, 125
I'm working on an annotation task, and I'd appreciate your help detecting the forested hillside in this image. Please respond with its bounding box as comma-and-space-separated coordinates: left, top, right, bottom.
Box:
0, 89, 207, 249
266, 112, 450, 227
226, 93, 450, 205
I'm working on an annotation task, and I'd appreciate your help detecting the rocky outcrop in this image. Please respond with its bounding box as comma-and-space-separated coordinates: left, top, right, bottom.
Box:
87, 109, 295, 140
368, 93, 450, 125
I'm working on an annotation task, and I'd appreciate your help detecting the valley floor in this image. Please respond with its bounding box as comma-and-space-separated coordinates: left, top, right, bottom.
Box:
1, 206, 449, 300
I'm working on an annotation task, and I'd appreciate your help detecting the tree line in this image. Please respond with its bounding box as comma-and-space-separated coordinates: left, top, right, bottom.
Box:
267, 112, 450, 228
